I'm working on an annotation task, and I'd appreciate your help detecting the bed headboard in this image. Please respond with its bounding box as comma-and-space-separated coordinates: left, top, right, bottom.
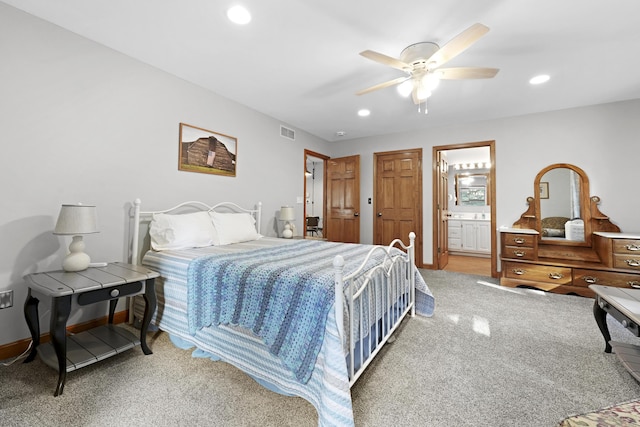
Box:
129, 198, 262, 265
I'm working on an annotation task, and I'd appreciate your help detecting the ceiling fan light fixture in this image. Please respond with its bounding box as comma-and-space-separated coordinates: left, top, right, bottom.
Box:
415, 85, 431, 102
420, 73, 440, 91
397, 80, 413, 97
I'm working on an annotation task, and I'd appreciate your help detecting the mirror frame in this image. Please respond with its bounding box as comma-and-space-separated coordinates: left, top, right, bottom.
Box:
455, 173, 489, 206
534, 163, 591, 247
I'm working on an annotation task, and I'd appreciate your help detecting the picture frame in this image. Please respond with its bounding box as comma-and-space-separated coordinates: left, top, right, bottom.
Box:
539, 181, 549, 199
178, 123, 237, 177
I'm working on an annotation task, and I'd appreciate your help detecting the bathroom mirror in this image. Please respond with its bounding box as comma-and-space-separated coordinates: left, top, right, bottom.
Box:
534, 163, 590, 245
455, 173, 488, 206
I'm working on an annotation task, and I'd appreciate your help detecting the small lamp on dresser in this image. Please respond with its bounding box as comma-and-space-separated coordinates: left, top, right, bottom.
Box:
53, 203, 99, 272
280, 206, 295, 239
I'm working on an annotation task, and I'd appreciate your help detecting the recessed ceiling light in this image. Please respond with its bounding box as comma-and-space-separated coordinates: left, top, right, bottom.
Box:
529, 74, 550, 85
357, 109, 371, 117
336, 131, 346, 137
227, 5, 251, 25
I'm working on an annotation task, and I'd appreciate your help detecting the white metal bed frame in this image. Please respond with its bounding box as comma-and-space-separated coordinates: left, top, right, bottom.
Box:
129, 198, 416, 386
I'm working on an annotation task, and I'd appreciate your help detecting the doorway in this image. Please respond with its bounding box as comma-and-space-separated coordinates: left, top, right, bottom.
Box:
373, 148, 423, 267
304, 149, 329, 238
433, 141, 497, 278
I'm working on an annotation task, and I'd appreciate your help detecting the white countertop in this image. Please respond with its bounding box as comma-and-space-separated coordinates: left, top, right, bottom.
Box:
498, 227, 539, 234
594, 231, 640, 239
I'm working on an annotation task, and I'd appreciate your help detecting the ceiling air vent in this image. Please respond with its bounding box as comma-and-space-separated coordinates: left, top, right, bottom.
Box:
280, 125, 295, 141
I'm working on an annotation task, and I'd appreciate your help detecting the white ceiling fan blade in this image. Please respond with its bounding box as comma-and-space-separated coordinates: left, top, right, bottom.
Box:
360, 50, 411, 71
427, 23, 490, 68
436, 67, 499, 79
356, 76, 410, 96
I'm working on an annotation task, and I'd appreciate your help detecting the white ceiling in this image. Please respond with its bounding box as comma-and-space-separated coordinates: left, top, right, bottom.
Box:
5, 0, 640, 142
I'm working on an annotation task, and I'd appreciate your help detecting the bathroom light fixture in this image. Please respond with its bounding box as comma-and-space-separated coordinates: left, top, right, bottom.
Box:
453, 162, 490, 171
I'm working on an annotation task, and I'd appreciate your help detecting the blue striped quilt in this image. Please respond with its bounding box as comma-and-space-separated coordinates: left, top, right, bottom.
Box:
187, 240, 389, 383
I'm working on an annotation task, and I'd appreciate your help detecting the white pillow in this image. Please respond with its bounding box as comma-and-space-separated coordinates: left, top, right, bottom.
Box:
209, 211, 260, 245
149, 211, 219, 251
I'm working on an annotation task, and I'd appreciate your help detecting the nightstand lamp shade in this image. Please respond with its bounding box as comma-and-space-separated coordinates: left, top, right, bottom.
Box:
53, 204, 99, 272
280, 206, 295, 239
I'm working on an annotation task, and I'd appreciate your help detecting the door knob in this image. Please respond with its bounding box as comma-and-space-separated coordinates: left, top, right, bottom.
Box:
354, 212, 359, 217
377, 212, 382, 217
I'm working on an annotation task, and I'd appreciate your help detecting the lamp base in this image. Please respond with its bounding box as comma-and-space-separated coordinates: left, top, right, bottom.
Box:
62, 235, 91, 272
282, 223, 293, 239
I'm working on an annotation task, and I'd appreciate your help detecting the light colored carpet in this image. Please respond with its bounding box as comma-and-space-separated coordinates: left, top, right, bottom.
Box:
1, 270, 639, 426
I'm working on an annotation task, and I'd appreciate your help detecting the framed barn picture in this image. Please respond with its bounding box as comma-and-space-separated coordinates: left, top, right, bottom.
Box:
178, 123, 237, 177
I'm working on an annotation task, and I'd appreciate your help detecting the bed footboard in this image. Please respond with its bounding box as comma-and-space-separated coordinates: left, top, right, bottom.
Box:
334, 232, 416, 386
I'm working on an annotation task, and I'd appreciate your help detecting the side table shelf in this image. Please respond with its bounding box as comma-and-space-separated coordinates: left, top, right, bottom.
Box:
23, 262, 158, 396
38, 325, 140, 372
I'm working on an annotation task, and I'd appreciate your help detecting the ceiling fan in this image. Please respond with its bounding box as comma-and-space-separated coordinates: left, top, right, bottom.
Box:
356, 23, 499, 108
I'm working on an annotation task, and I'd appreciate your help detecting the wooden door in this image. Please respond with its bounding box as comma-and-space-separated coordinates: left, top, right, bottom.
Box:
437, 151, 449, 268
325, 155, 360, 243
374, 149, 422, 267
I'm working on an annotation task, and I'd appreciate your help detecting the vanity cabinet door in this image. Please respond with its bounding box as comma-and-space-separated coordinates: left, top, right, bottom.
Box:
461, 222, 477, 250
476, 222, 491, 252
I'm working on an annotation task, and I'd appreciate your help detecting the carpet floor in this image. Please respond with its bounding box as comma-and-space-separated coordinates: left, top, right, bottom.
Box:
1, 270, 639, 426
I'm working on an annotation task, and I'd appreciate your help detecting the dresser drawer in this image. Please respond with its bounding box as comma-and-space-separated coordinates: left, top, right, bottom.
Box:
503, 245, 536, 261
613, 254, 640, 271
503, 262, 572, 285
613, 239, 640, 254
503, 233, 536, 247
574, 269, 640, 288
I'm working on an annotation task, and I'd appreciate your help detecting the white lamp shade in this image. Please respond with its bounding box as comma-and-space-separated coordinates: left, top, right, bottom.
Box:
280, 206, 295, 222
54, 204, 99, 235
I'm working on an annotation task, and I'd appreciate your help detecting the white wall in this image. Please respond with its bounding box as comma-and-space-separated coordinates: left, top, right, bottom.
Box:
0, 4, 328, 346
330, 98, 640, 264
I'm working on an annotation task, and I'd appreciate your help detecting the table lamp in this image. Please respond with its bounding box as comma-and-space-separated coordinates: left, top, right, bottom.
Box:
53, 204, 99, 271
280, 206, 295, 239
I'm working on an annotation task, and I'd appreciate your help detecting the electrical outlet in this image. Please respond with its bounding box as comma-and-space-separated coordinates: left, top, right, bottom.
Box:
0, 290, 13, 309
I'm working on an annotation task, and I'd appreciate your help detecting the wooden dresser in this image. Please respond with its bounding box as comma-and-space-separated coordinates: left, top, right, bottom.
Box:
499, 163, 639, 297
500, 230, 640, 297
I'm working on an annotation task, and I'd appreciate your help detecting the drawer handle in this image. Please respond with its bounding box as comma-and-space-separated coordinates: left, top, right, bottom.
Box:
549, 272, 564, 280
110, 289, 120, 298
582, 276, 598, 284
513, 250, 526, 257
629, 281, 640, 289
512, 268, 525, 276
513, 237, 525, 244
625, 259, 640, 267
625, 244, 640, 251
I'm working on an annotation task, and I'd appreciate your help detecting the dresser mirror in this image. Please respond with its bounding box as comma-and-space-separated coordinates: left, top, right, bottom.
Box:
534, 164, 590, 245
455, 173, 488, 206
